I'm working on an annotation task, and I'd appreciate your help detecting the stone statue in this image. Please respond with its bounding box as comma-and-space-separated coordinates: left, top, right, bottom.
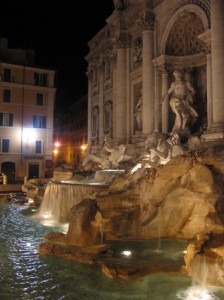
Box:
163, 70, 198, 136
167, 133, 185, 157
134, 89, 143, 131
131, 131, 171, 174
133, 37, 142, 65
103, 144, 132, 168
83, 143, 132, 170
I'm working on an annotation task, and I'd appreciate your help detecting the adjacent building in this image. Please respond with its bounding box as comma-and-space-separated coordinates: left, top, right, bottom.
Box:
55, 94, 88, 165
0, 38, 56, 182
86, 0, 224, 156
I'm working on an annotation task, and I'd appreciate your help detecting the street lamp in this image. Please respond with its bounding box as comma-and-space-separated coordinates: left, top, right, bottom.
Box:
54, 141, 60, 148
80, 144, 88, 160
53, 143, 60, 166
81, 144, 87, 151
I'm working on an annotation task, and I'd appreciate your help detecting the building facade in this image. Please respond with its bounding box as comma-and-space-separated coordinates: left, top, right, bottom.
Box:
86, 0, 224, 156
55, 95, 88, 165
0, 39, 56, 182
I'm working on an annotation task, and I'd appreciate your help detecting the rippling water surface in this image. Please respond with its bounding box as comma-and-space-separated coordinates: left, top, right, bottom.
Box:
1, 202, 224, 300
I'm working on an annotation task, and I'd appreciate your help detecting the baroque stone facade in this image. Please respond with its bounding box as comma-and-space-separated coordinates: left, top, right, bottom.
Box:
85, 0, 224, 156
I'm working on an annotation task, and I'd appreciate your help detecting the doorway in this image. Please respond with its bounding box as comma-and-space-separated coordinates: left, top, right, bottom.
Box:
1, 161, 16, 183
28, 164, 39, 179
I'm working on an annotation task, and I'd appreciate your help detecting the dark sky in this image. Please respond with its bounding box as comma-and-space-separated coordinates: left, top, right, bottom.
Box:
0, 0, 115, 113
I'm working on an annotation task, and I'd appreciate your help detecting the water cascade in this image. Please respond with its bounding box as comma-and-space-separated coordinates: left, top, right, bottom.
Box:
157, 206, 162, 251
39, 181, 109, 223
191, 254, 223, 287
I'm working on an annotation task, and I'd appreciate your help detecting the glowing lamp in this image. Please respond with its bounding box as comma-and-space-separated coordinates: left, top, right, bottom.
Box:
81, 144, 87, 151
54, 141, 60, 147
53, 149, 58, 155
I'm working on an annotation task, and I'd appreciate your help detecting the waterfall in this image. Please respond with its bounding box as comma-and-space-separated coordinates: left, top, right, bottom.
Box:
39, 182, 108, 223
157, 206, 162, 251
100, 223, 104, 244
191, 254, 222, 287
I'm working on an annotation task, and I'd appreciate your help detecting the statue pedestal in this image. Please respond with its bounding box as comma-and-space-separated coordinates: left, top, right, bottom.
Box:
135, 130, 142, 135
202, 131, 224, 141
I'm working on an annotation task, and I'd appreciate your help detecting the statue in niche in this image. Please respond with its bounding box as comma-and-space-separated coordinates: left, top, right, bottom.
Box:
163, 70, 198, 137
133, 37, 142, 65
134, 89, 143, 131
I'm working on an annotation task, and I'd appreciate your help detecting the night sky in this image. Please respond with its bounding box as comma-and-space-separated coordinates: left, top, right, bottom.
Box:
0, 0, 115, 113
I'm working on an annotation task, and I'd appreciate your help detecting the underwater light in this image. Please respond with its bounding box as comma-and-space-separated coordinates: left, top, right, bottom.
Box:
26, 242, 31, 247
121, 250, 132, 257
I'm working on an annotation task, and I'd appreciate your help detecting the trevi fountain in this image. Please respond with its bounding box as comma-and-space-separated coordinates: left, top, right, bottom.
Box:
1, 0, 224, 296
2, 65, 224, 298
4, 113, 224, 299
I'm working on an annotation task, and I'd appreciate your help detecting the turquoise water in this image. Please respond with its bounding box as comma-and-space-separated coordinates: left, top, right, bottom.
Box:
0, 202, 224, 300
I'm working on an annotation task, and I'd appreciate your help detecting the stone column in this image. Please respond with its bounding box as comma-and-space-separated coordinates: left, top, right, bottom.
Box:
87, 68, 92, 150
98, 58, 104, 145
154, 69, 162, 131
140, 12, 155, 135
161, 69, 169, 134
114, 32, 130, 144
211, 0, 224, 130
206, 52, 212, 129
198, 30, 212, 132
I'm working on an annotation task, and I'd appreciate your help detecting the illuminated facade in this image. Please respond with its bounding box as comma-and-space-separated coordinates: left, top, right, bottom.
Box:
86, 0, 224, 156
0, 38, 56, 182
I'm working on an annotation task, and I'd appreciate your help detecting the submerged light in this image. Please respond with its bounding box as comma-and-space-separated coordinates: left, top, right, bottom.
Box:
121, 250, 132, 257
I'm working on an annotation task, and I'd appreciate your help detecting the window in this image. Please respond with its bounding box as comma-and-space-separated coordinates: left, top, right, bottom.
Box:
0, 113, 13, 126
3, 68, 11, 82
1, 139, 9, 152
3, 89, 11, 103
36, 93, 44, 106
34, 73, 47, 86
35, 140, 42, 153
33, 115, 46, 128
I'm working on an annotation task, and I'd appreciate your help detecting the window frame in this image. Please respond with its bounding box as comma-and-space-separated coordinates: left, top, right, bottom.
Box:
36, 92, 44, 106
3, 68, 11, 82
1, 138, 10, 153
3, 89, 11, 103
33, 115, 47, 128
0, 113, 13, 126
35, 140, 43, 154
